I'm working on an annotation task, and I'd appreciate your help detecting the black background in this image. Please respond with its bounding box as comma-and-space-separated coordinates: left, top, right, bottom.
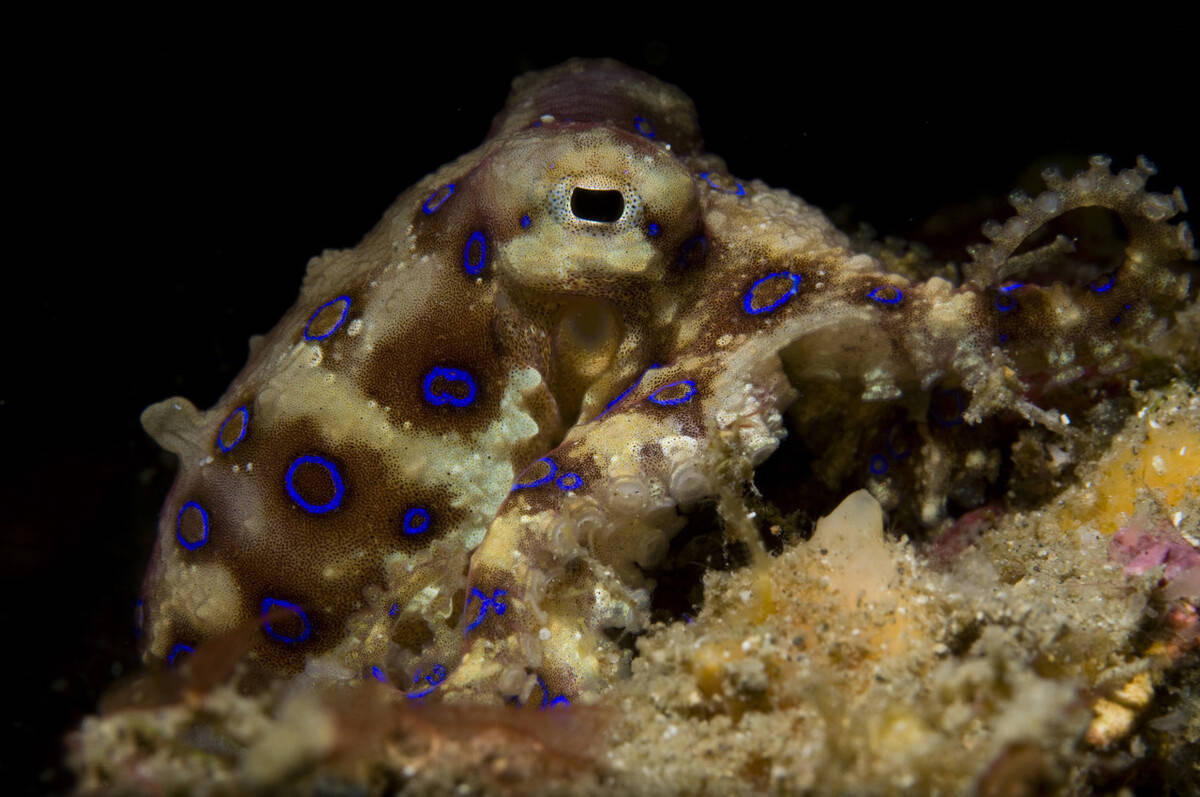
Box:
5, 23, 1195, 793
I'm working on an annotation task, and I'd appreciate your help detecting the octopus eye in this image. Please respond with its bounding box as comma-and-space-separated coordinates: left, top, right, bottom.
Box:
570, 187, 624, 223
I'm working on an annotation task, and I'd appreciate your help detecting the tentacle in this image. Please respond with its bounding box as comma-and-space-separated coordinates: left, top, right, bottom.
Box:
963, 155, 1195, 290
956, 157, 1196, 389
441, 358, 794, 702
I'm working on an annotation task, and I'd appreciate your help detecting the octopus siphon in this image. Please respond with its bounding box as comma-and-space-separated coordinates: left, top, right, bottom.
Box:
136, 58, 1197, 707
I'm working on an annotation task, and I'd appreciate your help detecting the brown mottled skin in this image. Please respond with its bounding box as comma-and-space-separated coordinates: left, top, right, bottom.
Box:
137, 59, 1196, 704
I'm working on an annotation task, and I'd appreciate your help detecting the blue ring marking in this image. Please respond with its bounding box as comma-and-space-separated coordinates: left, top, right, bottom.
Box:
421, 183, 455, 214
513, 457, 557, 489
134, 599, 144, 637
998, 333, 1010, 344
463, 231, 486, 276
743, 271, 802, 315
536, 676, 571, 709
217, 406, 249, 453
168, 643, 194, 666
647, 379, 698, 407
285, 454, 345, 514
647, 222, 660, 237
405, 664, 448, 699
388, 603, 400, 617
520, 214, 532, 229
930, 388, 966, 428
303, 295, 351, 341
868, 285, 903, 305
677, 235, 708, 267
993, 282, 1024, 313
1090, 272, 1116, 293
370, 666, 388, 683
261, 597, 313, 644
595, 363, 662, 422
176, 501, 210, 550
700, 171, 746, 196
633, 115, 655, 139
555, 472, 583, 491
464, 588, 508, 633
402, 507, 430, 535
422, 366, 478, 408
886, 423, 913, 460
869, 454, 890, 475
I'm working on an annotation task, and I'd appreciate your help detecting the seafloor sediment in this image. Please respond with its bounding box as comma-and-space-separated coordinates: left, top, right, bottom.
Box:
69, 376, 1200, 795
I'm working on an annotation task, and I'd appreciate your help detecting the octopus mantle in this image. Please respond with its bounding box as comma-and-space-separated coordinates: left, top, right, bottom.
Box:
137, 58, 1197, 705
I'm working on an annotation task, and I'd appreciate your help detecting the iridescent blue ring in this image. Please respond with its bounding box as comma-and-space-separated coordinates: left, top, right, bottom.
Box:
175, 500, 210, 550
168, 643, 194, 666
555, 472, 583, 490
647, 222, 660, 237
463, 231, 486, 276
402, 507, 430, 535
514, 457, 557, 489
422, 366, 477, 407
520, 214, 532, 228
421, 184, 455, 214
868, 285, 903, 305
537, 675, 571, 708
406, 664, 447, 699
930, 388, 966, 428
869, 454, 890, 475
595, 363, 661, 422
677, 235, 708, 267
647, 379, 698, 407
303, 296, 351, 341
217, 406, 249, 453
634, 115, 655, 139
370, 666, 388, 683
262, 597, 312, 644
744, 271, 801, 315
285, 454, 345, 514
993, 282, 1023, 313
700, 171, 746, 196
1090, 272, 1116, 293
886, 423, 913, 460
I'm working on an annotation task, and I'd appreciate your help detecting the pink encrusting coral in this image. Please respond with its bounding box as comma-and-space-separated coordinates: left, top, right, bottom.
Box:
1110, 521, 1200, 599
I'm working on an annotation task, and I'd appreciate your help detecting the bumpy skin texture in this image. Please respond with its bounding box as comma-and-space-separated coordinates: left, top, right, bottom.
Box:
139, 58, 1196, 704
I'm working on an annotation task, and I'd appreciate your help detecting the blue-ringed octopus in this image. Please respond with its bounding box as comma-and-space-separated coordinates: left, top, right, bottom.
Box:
136, 58, 1197, 706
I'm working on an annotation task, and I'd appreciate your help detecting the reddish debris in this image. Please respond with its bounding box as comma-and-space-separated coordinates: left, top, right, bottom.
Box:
1109, 522, 1200, 582
924, 504, 1003, 567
